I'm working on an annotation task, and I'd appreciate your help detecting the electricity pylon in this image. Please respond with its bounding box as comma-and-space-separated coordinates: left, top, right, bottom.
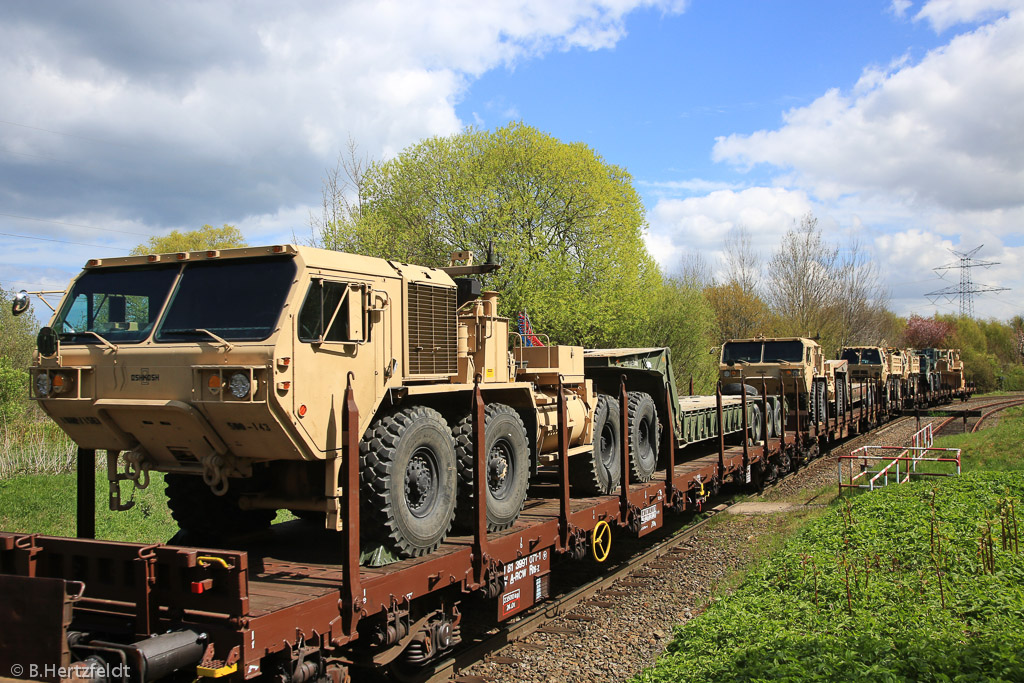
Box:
926, 245, 1007, 318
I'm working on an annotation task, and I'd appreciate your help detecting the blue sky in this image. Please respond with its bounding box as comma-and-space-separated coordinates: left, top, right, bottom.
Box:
1, 0, 1021, 320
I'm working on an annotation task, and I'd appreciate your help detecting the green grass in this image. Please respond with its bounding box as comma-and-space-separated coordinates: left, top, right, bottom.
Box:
0, 468, 297, 543
0, 469, 177, 543
634, 406, 1024, 683
0, 417, 77, 479
933, 405, 1024, 473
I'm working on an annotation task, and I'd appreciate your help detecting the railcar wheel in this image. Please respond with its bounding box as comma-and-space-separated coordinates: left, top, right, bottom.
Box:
627, 392, 660, 482
571, 394, 621, 495
453, 403, 531, 532
361, 406, 457, 558
165, 474, 274, 543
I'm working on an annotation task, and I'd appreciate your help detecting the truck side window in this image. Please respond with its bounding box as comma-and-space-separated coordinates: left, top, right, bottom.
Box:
298, 280, 364, 343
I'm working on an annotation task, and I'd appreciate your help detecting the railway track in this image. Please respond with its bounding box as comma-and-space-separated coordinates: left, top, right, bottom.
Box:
932, 395, 1024, 436
404, 414, 903, 681
404, 393, 1023, 683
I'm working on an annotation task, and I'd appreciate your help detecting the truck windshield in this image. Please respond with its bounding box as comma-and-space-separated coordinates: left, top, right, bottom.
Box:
722, 342, 762, 363
52, 265, 179, 344
762, 341, 803, 363
860, 348, 882, 364
157, 256, 296, 342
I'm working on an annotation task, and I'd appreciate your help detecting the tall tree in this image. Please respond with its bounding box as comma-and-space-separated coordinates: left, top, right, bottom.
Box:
131, 224, 246, 255
326, 122, 662, 347
704, 281, 772, 342
645, 277, 719, 394
303, 138, 370, 250
902, 314, 954, 348
766, 214, 842, 347
722, 225, 761, 296
834, 239, 893, 348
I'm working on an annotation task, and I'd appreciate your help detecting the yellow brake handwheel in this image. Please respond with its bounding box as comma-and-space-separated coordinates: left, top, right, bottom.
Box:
592, 520, 612, 562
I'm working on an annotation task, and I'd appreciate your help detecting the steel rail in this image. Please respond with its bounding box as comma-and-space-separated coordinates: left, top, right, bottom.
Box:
970, 398, 1024, 433
933, 397, 1024, 436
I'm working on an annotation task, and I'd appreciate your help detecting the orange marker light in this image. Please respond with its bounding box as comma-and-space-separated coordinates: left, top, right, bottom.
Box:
298, 405, 307, 417
52, 373, 67, 393
208, 375, 222, 393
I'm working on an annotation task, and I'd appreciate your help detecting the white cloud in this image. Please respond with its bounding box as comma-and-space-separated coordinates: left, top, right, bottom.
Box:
915, 0, 1024, 31
639, 178, 744, 198
890, 0, 913, 19
712, 10, 1024, 214
874, 229, 1022, 318
646, 186, 815, 274
0, 0, 684, 289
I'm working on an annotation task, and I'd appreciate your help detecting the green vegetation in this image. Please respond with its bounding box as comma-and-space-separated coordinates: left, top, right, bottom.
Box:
0, 470, 176, 543
0, 468, 294, 543
130, 223, 247, 255
313, 122, 721, 391
636, 409, 1024, 683
933, 405, 1024, 472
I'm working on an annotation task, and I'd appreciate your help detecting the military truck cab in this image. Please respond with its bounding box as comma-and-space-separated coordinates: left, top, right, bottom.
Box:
719, 336, 842, 427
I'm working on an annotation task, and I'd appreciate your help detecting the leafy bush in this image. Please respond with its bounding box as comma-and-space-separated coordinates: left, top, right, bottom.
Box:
636, 473, 1024, 683
0, 356, 30, 422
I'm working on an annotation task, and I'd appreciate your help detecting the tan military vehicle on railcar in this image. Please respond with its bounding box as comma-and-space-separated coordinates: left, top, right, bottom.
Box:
937, 348, 966, 391
719, 336, 846, 427
21, 245, 650, 560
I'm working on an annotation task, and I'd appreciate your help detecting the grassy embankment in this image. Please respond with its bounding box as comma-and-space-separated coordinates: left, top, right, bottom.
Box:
634, 405, 1024, 683
0, 417, 293, 542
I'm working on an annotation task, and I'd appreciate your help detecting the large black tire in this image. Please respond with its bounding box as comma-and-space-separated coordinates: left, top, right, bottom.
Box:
627, 392, 660, 482
722, 383, 760, 396
809, 381, 824, 425
774, 399, 783, 436
764, 400, 775, 439
748, 403, 763, 443
453, 403, 531, 532
165, 474, 274, 544
571, 394, 621, 495
361, 406, 457, 558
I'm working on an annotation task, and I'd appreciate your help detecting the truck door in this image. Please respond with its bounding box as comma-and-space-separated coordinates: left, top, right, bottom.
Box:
290, 275, 380, 454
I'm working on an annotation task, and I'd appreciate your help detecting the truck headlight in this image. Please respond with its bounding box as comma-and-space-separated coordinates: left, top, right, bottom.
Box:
36, 372, 52, 397
229, 372, 251, 399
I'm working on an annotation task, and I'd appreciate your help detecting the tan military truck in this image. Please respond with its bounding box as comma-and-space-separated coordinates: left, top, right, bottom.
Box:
839, 346, 889, 405
719, 336, 844, 427
21, 245, 657, 560
937, 348, 965, 391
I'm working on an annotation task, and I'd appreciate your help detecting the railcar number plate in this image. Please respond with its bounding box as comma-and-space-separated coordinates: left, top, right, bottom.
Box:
638, 501, 663, 537
498, 549, 551, 620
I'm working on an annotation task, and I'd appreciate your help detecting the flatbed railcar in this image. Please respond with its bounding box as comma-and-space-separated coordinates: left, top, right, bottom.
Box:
0, 359, 886, 683
1, 246, 964, 683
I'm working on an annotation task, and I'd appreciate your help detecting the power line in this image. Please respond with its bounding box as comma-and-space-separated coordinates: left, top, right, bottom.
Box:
0, 119, 132, 148
0, 231, 127, 251
925, 244, 1008, 318
0, 212, 151, 237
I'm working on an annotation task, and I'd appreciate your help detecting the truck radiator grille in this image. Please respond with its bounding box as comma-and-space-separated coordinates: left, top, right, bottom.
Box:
407, 283, 457, 376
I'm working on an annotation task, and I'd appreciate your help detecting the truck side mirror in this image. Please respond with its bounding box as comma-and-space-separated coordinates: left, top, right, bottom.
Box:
11, 290, 29, 316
